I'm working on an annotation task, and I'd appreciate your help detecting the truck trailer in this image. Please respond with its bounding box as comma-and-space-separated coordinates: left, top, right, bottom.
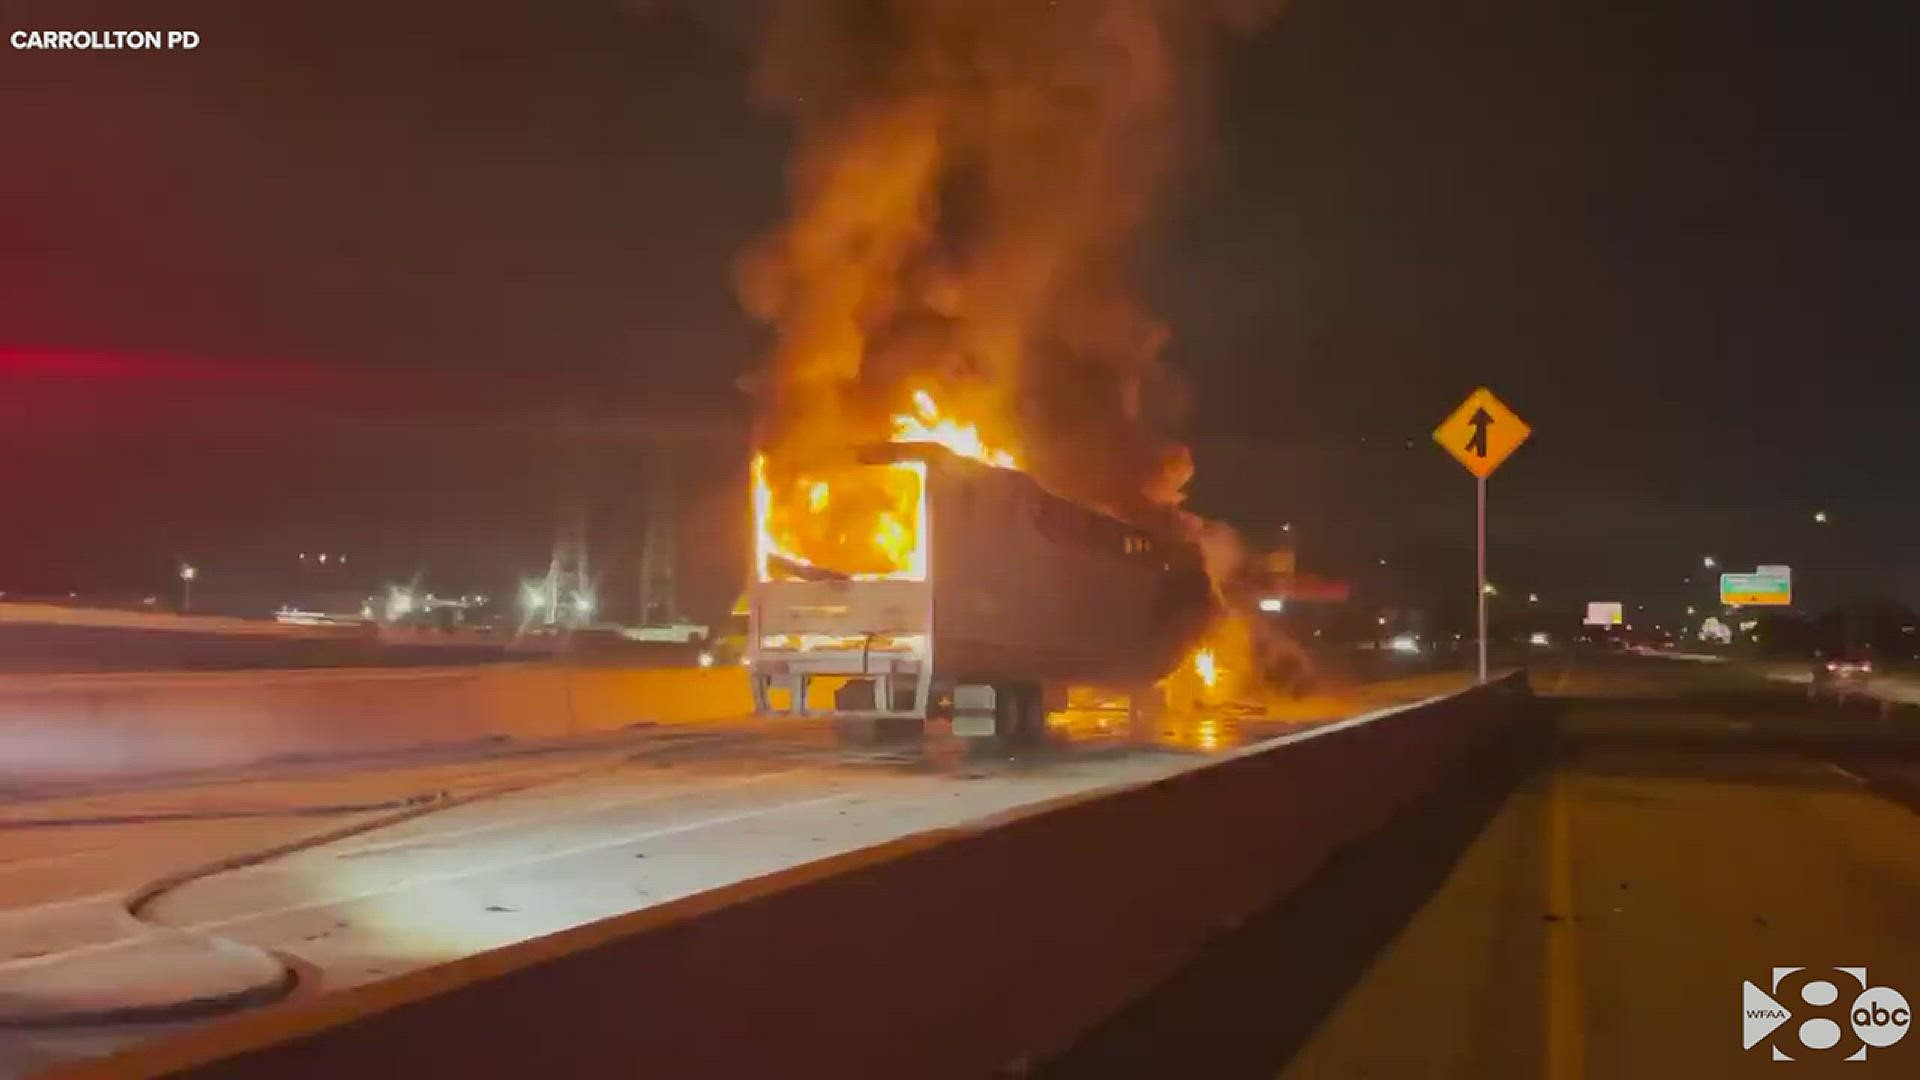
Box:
748, 445, 1215, 740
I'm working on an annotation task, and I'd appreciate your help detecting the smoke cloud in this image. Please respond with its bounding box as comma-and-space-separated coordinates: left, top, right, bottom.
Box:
738, 0, 1283, 525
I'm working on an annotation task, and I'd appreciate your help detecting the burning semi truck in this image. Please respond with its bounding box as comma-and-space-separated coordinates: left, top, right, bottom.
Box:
748, 436, 1216, 740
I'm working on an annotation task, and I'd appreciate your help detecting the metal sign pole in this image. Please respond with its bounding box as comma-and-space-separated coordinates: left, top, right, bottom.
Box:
1477, 475, 1488, 683
1434, 386, 1528, 685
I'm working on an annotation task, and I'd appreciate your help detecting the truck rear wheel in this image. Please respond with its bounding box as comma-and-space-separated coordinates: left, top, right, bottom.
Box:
996, 682, 1048, 745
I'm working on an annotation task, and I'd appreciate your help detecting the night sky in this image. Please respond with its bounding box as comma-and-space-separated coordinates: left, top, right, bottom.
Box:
3, 0, 1916, 624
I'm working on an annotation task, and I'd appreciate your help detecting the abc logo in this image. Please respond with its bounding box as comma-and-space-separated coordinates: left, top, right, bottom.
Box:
1851, 986, 1912, 1049
1744, 967, 1911, 1060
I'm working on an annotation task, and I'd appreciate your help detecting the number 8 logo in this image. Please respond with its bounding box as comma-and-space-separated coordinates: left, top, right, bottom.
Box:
1768, 967, 1867, 1060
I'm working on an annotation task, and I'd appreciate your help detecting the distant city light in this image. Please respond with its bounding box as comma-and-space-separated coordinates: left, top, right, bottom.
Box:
1528, 592, 1539, 603
1702, 555, 1717, 569
1814, 510, 1829, 524
317, 553, 329, 565
1528, 631, 1551, 647
1258, 597, 1285, 613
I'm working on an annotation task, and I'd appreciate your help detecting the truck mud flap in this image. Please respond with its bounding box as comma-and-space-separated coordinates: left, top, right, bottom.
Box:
952, 684, 997, 738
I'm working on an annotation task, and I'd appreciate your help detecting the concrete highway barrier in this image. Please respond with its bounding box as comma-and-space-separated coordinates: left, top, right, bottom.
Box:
58, 672, 1542, 1080
0, 665, 754, 785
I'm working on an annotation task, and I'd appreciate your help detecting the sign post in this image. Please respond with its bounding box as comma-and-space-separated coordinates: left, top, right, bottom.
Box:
1434, 387, 1531, 683
1477, 475, 1487, 682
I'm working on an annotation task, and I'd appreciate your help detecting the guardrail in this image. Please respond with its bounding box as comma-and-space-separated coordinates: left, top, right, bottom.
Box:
60, 672, 1542, 1080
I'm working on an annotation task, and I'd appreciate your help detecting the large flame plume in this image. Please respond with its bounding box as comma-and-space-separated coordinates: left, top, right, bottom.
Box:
741, 0, 1284, 571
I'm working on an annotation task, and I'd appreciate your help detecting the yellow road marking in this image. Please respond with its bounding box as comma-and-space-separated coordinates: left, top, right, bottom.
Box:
1546, 765, 1584, 1080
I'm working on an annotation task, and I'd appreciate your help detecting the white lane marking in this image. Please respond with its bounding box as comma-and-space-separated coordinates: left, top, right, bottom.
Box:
329, 767, 816, 859
0, 889, 126, 921
178, 791, 859, 936
0, 847, 112, 876
1825, 763, 1869, 786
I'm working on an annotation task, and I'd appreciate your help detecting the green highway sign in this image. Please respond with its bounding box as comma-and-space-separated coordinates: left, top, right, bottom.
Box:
1720, 570, 1791, 606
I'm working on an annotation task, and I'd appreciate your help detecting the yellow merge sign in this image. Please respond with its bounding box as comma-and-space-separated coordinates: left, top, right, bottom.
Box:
1434, 387, 1530, 478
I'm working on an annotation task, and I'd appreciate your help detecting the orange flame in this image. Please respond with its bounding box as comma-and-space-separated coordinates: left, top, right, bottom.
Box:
1192, 647, 1219, 689
1168, 610, 1261, 709
753, 390, 1013, 584
890, 389, 1017, 469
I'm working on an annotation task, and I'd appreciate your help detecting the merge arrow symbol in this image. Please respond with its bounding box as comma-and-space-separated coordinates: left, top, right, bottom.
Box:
1465, 406, 1493, 458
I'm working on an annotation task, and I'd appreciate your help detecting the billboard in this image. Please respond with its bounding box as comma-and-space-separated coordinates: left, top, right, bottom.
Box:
1585, 601, 1624, 627
1721, 569, 1791, 606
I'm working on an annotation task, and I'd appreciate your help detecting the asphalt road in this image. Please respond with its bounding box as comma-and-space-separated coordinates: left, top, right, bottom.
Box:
1049, 657, 1920, 1079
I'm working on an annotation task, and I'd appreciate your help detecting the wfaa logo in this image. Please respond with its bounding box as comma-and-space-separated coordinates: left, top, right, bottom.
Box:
1744, 967, 1911, 1061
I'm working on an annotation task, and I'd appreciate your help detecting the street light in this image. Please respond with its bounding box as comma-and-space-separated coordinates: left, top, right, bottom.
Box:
1482, 582, 1498, 597
1527, 592, 1539, 604
1702, 555, 1717, 569
178, 564, 197, 612
1814, 510, 1829, 524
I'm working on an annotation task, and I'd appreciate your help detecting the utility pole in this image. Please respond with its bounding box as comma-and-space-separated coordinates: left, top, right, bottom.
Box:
638, 446, 679, 626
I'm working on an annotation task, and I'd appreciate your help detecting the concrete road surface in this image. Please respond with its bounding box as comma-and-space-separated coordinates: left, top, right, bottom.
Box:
0, 672, 1467, 1077
1048, 658, 1920, 1079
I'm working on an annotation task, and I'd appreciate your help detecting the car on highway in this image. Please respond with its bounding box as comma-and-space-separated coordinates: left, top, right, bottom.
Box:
1810, 652, 1875, 697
